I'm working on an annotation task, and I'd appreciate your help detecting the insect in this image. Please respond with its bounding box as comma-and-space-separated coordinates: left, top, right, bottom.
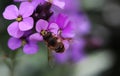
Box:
40, 30, 65, 67
40, 30, 65, 53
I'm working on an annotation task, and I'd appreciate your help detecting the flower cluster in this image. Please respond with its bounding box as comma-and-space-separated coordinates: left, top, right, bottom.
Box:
52, 0, 90, 63
3, 0, 73, 54
3, 0, 90, 63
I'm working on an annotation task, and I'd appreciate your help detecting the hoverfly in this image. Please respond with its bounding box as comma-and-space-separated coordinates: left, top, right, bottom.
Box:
40, 30, 65, 67
40, 30, 65, 53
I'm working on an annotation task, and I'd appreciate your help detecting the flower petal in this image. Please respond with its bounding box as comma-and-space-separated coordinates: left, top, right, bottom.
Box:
23, 43, 39, 54
3, 5, 18, 20
19, 17, 33, 31
54, 50, 69, 63
70, 15, 90, 35
64, 0, 80, 12
29, 33, 43, 41
7, 21, 24, 38
49, 23, 59, 35
19, 2, 34, 18
8, 37, 22, 50
61, 21, 75, 38
63, 40, 69, 51
54, 40, 70, 63
71, 39, 85, 62
36, 19, 49, 32
56, 14, 68, 29
52, 0, 65, 9
14, 0, 26, 2
78, 19, 90, 35
31, 0, 45, 9
45, 0, 65, 9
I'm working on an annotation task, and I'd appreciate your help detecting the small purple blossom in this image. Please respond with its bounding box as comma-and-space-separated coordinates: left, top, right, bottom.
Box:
54, 14, 75, 38
54, 14, 90, 63
14, 0, 45, 9
29, 19, 59, 41
69, 14, 90, 36
14, 0, 65, 9
51, 0, 80, 15
29, 18, 70, 51
14, 0, 28, 1
45, 0, 65, 9
3, 2, 34, 38
54, 38, 85, 63
8, 37, 22, 50
8, 35, 39, 54
50, 0, 90, 63
64, 0, 80, 12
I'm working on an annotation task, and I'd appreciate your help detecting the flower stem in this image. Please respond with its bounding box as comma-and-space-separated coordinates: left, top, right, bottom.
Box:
9, 51, 18, 76
3, 57, 15, 76
10, 57, 15, 76
3, 51, 18, 76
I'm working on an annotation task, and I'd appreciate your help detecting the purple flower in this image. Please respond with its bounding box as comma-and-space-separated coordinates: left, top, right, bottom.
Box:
51, 0, 81, 15
14, 0, 45, 9
3, 2, 34, 38
14, 0, 28, 1
14, 0, 45, 4
8, 37, 22, 50
69, 13, 90, 36
64, 0, 80, 12
29, 19, 59, 41
55, 14, 75, 38
31, 0, 45, 8
54, 38, 85, 63
14, 0, 65, 9
54, 14, 90, 63
29, 19, 71, 52
45, 0, 65, 9
50, 4, 90, 63
8, 36, 39, 54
